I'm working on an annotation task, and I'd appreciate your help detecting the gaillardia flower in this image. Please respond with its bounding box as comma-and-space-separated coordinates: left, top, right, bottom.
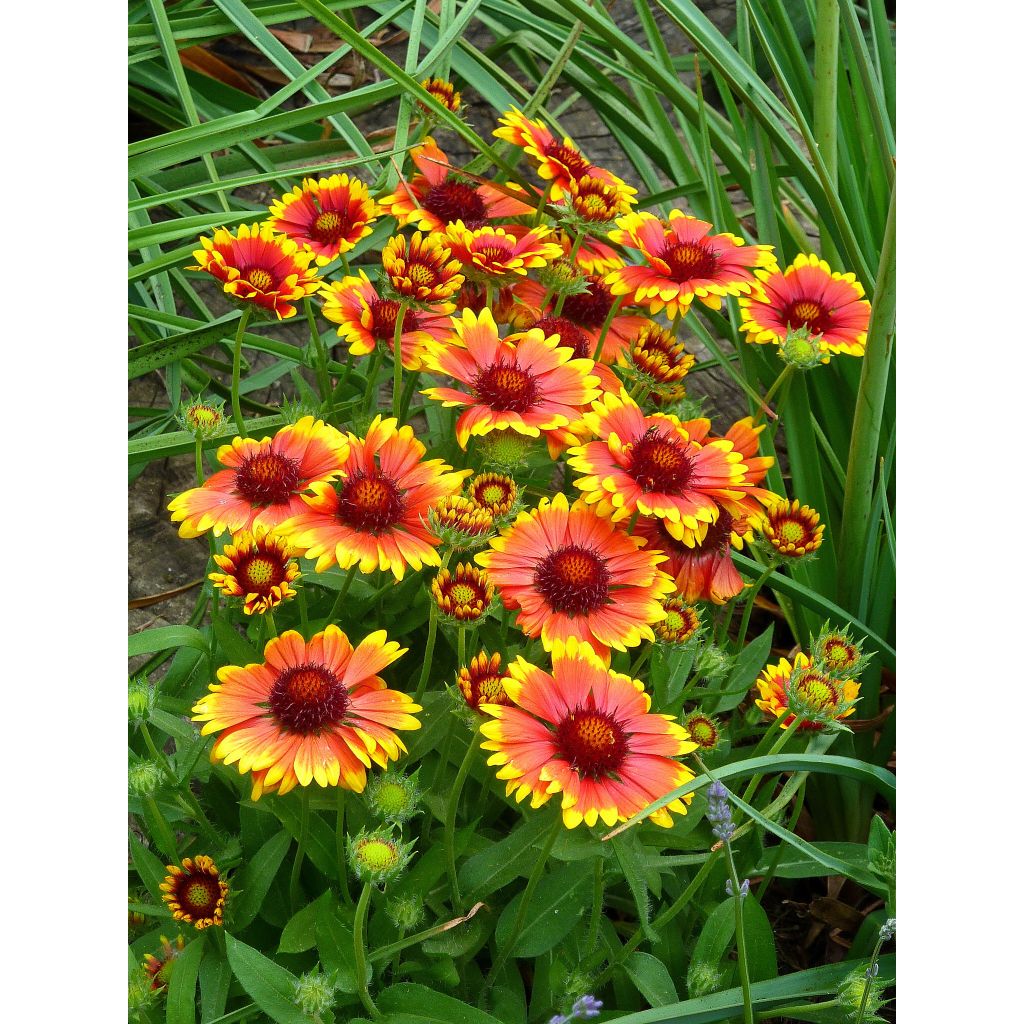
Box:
738, 253, 871, 356
428, 494, 495, 549
762, 499, 825, 557
143, 936, 186, 992
267, 174, 378, 265
467, 472, 519, 520
168, 416, 349, 538
189, 223, 320, 319
421, 307, 601, 450
160, 856, 228, 929
754, 653, 859, 731
608, 211, 775, 319
281, 416, 470, 580
568, 391, 745, 532
443, 222, 563, 282
320, 271, 453, 371
419, 76, 462, 114
479, 637, 698, 828
684, 712, 722, 752
458, 651, 511, 712
208, 526, 300, 615
564, 173, 636, 223
192, 626, 420, 797
475, 493, 674, 660
431, 562, 494, 622
378, 138, 532, 233
381, 231, 464, 304
810, 623, 870, 680
653, 597, 701, 645
623, 321, 696, 398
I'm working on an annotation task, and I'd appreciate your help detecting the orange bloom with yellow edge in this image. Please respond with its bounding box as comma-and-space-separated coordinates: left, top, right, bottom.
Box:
421, 307, 601, 449
608, 210, 775, 319
567, 390, 746, 533
168, 416, 349, 539
564, 173, 636, 223
419, 77, 461, 113
738, 253, 870, 356
762, 498, 825, 557
209, 526, 300, 615
267, 174, 378, 265
320, 271, 453, 371
479, 637, 697, 828
381, 231, 464, 304
443, 222, 563, 282
475, 493, 674, 660
280, 416, 470, 580
143, 936, 186, 991
458, 651, 511, 712
189, 223, 320, 319
754, 653, 859, 731
192, 626, 420, 798
378, 138, 533, 233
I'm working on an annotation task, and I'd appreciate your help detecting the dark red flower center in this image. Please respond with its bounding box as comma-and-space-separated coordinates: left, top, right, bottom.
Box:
783, 298, 831, 336
474, 360, 538, 412
531, 315, 591, 359
239, 553, 287, 594
555, 697, 627, 777
696, 508, 735, 552
369, 298, 422, 344
174, 873, 220, 916
337, 471, 406, 533
560, 277, 614, 329
423, 181, 488, 229
268, 663, 350, 734
533, 544, 611, 615
235, 450, 302, 506
791, 672, 840, 711
662, 241, 718, 282
244, 267, 275, 292
545, 143, 591, 180
628, 427, 694, 492
474, 242, 515, 265
311, 208, 353, 245
408, 262, 442, 289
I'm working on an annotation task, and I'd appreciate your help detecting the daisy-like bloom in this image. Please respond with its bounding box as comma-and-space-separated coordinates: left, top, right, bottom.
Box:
738, 253, 871, 357
192, 626, 420, 797
208, 526, 300, 615
378, 138, 532, 233
431, 562, 494, 622
320, 272, 453, 371
564, 173, 636, 223
281, 416, 470, 580
754, 653, 859, 731
420, 307, 601, 450
428, 494, 495, 549
267, 174, 378, 265
457, 651, 511, 712
478, 637, 698, 828
381, 231, 464, 304
568, 390, 745, 531
653, 597, 701, 645
160, 856, 228, 930
607, 211, 776, 319
762, 499, 825, 557
189, 223, 320, 319
419, 76, 461, 113
443, 222, 563, 283
683, 712, 721, 752
810, 624, 869, 680
623, 321, 696, 398
522, 314, 622, 395
143, 936, 185, 992
168, 416, 349, 539
467, 472, 519, 519
476, 493, 674, 659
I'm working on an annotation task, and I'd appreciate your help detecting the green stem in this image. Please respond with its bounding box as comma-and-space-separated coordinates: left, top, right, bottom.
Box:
354, 883, 381, 1018
414, 601, 439, 703
735, 562, 777, 650
552, 233, 585, 316
297, 587, 309, 635
714, 596, 740, 647
854, 933, 888, 1024
531, 179, 554, 226
361, 348, 384, 416
194, 439, 205, 485
230, 308, 253, 436
723, 839, 755, 1024
586, 856, 604, 956
327, 565, 359, 623
457, 625, 466, 668
289, 788, 310, 912
398, 370, 420, 424
754, 364, 795, 424
630, 644, 652, 678
143, 794, 179, 861
523, 12, 589, 118
592, 294, 624, 363
812, 0, 841, 263
304, 298, 332, 414
392, 301, 409, 420
336, 789, 352, 905
444, 726, 479, 912
264, 607, 278, 639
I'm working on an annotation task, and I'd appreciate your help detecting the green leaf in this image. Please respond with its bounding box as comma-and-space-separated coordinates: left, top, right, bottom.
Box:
710, 625, 772, 713
279, 890, 331, 953
129, 625, 209, 659
199, 949, 232, 1023
494, 860, 589, 957
314, 905, 359, 994
212, 617, 263, 668
740, 898, 779, 983
377, 983, 504, 1024
166, 936, 205, 1024
231, 830, 293, 930
624, 952, 679, 1007
130, 832, 170, 902
224, 933, 308, 1024
612, 833, 657, 944
688, 900, 735, 994
867, 814, 895, 884
460, 812, 552, 900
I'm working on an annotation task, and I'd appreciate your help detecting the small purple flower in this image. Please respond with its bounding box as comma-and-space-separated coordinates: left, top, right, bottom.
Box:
549, 1016, 571, 1024
706, 780, 735, 842
725, 878, 750, 898
572, 995, 603, 1019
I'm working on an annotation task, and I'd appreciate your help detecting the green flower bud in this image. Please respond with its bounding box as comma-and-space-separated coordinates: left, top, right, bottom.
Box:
366, 770, 422, 825
128, 676, 155, 725
536, 257, 589, 297
695, 644, 732, 685
687, 962, 723, 998
176, 397, 226, 440
809, 621, 872, 681
779, 325, 829, 369
128, 761, 163, 797
475, 429, 536, 469
292, 966, 337, 1017
386, 893, 425, 932
348, 828, 414, 884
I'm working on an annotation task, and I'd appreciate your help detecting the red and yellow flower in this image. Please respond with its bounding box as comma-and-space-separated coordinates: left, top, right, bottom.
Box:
457, 651, 511, 712
608, 211, 775, 319
381, 231, 465, 304
466, 472, 519, 519
754, 653, 859, 731
160, 856, 228, 930
431, 562, 494, 622
168, 417, 349, 539
564, 173, 636, 223
624, 321, 696, 397
320, 271, 453, 371
739, 253, 871, 356
280, 416, 470, 580
479, 637, 697, 828
209, 526, 300, 615
420, 307, 601, 450
443, 222, 563, 282
189, 223, 320, 319
475, 493, 674, 660
267, 174, 378, 265
419, 76, 461, 114
762, 499, 825, 557
192, 626, 420, 797
143, 936, 186, 992
653, 597, 701, 644
378, 137, 532, 232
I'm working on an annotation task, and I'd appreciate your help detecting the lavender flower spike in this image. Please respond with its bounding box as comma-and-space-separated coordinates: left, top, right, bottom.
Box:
572, 995, 604, 1019
706, 780, 735, 842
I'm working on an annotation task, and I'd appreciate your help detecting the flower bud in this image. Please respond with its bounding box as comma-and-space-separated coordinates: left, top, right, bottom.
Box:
475, 428, 536, 469
428, 495, 495, 551
778, 325, 829, 369
365, 770, 422, 825
687, 962, 723, 998
695, 644, 732, 685
684, 712, 722, 753
177, 397, 225, 440
128, 761, 163, 797
128, 676, 155, 725
536, 257, 589, 298
457, 651, 511, 713
292, 966, 338, 1017
622, 322, 695, 400
760, 498, 825, 559
419, 77, 461, 115
348, 828, 413, 884
466, 472, 520, 523
810, 621, 871, 680
431, 563, 494, 624
653, 598, 701, 646
386, 893, 425, 931
142, 935, 186, 993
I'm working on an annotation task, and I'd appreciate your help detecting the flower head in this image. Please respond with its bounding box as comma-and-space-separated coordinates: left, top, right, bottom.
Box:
754, 653, 859, 730
192, 626, 420, 798
280, 416, 470, 580
428, 494, 495, 550
762, 499, 825, 558
209, 526, 300, 615
810, 622, 871, 680
178, 397, 225, 440
653, 597, 701, 645
381, 231, 464, 304
268, 174, 378, 265
684, 712, 722, 752
419, 77, 462, 114
348, 828, 413, 883
467, 472, 520, 522
160, 856, 228, 929
608, 211, 775, 319
564, 173, 635, 223
457, 651, 511, 712
365, 769, 422, 824
143, 935, 186, 993
443, 222, 563, 282
189, 223, 320, 319
476, 492, 674, 660
739, 253, 871, 356
431, 562, 494, 622
623, 322, 695, 398
168, 416, 349, 539
479, 637, 698, 827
